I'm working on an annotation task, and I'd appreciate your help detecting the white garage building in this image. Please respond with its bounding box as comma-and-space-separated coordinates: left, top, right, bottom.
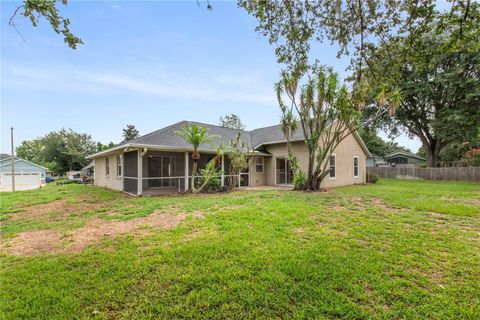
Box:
0, 156, 48, 192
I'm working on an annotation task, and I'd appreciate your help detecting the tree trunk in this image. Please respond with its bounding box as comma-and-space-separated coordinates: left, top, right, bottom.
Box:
425, 139, 442, 167
191, 160, 198, 193
304, 153, 315, 191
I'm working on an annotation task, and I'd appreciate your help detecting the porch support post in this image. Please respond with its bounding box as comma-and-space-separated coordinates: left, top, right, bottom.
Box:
221, 154, 225, 187
137, 149, 143, 196
184, 152, 189, 191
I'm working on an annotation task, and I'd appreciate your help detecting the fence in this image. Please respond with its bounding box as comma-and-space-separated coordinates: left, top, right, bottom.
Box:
367, 167, 480, 182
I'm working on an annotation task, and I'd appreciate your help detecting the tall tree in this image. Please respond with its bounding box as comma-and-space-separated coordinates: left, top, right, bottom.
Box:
276, 67, 397, 191
219, 114, 246, 130
122, 125, 140, 143
363, 6, 480, 166
9, 0, 83, 49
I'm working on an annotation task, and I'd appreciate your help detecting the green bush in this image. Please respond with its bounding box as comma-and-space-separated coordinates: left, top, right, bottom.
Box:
366, 172, 379, 183
293, 170, 307, 190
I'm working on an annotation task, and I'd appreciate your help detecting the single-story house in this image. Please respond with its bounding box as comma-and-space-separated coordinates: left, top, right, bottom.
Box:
87, 121, 371, 195
81, 162, 95, 177
384, 149, 425, 166
66, 171, 82, 181
366, 155, 388, 167
0, 156, 48, 191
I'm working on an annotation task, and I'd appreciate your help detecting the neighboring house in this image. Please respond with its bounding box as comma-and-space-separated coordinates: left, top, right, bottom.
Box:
0, 156, 48, 191
66, 171, 82, 181
366, 155, 387, 167
81, 162, 95, 177
87, 121, 371, 195
384, 149, 425, 166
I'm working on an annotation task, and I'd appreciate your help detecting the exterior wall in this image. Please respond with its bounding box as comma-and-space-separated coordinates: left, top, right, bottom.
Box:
263, 134, 367, 188
249, 155, 266, 186
94, 152, 123, 191
264, 141, 309, 186
320, 133, 367, 188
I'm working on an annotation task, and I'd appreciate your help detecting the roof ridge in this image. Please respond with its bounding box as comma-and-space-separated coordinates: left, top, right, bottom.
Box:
184, 120, 250, 132
130, 121, 187, 143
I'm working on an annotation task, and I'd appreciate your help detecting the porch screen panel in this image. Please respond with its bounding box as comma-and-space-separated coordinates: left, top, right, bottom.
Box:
123, 150, 138, 194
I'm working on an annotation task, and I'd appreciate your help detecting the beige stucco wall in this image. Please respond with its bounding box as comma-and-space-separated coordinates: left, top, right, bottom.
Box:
249, 156, 266, 186
263, 133, 367, 188
320, 133, 367, 188
94, 152, 123, 191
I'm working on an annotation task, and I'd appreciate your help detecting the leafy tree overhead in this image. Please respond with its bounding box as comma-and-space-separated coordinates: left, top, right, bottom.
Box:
219, 114, 246, 130
122, 125, 140, 143
16, 129, 96, 175
9, 0, 83, 49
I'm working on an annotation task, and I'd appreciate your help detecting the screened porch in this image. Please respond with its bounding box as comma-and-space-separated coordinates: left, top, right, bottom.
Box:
122, 149, 250, 195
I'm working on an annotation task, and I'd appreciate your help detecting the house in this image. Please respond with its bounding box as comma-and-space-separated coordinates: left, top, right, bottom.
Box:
366, 155, 387, 167
66, 171, 82, 181
81, 162, 95, 177
87, 121, 371, 195
384, 149, 425, 167
0, 156, 48, 191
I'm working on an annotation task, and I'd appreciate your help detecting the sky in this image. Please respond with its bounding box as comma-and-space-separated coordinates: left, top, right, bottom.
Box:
1, 0, 421, 154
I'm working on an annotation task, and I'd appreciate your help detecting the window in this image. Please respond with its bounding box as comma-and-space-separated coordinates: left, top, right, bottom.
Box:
353, 156, 359, 178
329, 154, 336, 179
117, 155, 122, 177
255, 157, 264, 173
105, 158, 110, 177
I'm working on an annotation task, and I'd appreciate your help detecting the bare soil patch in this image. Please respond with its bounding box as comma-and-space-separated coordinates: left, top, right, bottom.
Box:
11, 195, 112, 221
6, 230, 63, 256
3, 210, 202, 256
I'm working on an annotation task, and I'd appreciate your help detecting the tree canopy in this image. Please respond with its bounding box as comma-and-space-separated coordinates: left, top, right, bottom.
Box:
219, 114, 246, 130
122, 125, 140, 143
16, 129, 96, 175
362, 4, 480, 166
9, 0, 83, 49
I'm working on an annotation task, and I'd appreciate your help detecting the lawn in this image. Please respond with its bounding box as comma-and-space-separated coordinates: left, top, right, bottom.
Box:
0, 179, 479, 319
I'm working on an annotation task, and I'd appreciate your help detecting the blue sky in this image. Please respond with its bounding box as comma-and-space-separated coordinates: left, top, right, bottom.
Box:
1, 0, 420, 153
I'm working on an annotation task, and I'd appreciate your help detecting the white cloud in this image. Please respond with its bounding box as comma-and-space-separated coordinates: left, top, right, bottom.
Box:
3, 63, 276, 105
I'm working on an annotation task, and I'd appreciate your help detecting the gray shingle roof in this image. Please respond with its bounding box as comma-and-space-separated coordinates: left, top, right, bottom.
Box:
126, 121, 251, 152
126, 120, 305, 151
89, 120, 370, 158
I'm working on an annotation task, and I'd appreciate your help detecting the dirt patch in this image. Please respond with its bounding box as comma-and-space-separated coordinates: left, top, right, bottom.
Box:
3, 210, 202, 256
369, 198, 404, 213
11, 195, 111, 221
5, 230, 63, 256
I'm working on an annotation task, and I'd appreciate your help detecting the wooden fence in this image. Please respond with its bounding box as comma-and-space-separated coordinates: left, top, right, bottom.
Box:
367, 167, 480, 182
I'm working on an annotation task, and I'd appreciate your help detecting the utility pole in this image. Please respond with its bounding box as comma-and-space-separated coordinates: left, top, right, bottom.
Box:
11, 127, 15, 192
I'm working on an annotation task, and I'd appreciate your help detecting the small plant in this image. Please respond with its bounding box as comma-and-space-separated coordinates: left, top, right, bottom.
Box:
293, 170, 307, 190
198, 158, 223, 192
366, 172, 379, 183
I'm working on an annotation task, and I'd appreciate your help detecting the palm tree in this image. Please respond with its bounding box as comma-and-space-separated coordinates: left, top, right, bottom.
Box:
176, 124, 217, 193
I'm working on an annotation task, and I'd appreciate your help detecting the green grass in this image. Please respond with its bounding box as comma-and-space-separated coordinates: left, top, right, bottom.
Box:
1, 179, 479, 319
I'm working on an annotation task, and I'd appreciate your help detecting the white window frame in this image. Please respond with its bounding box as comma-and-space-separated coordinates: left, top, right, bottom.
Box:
329, 154, 336, 180
353, 156, 359, 178
117, 154, 122, 177
105, 157, 110, 178
255, 156, 264, 173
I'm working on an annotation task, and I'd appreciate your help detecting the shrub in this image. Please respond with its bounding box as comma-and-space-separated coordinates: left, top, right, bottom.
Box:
197, 159, 223, 192
366, 172, 379, 183
293, 170, 307, 190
